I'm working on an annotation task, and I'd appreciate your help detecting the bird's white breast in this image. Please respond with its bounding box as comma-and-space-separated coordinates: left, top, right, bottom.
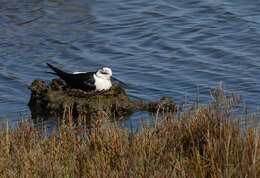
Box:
94, 74, 112, 91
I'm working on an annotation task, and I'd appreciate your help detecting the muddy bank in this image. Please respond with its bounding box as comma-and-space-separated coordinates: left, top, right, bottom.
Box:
28, 79, 179, 122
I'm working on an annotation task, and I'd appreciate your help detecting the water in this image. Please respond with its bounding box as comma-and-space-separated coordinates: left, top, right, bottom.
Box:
1, 0, 260, 126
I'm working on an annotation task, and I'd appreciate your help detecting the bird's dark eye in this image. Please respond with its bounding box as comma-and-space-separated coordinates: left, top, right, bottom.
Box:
101, 71, 107, 75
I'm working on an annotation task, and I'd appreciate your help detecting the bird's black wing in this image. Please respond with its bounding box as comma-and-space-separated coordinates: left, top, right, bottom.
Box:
47, 63, 96, 91
73, 72, 96, 91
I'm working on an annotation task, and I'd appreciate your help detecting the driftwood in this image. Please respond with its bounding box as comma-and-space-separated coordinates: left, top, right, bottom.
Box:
28, 79, 179, 122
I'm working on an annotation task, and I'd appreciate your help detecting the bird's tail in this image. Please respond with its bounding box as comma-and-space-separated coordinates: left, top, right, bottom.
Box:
47, 63, 62, 74
46, 63, 73, 81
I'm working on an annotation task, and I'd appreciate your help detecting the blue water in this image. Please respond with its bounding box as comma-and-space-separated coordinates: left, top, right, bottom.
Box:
1, 0, 260, 126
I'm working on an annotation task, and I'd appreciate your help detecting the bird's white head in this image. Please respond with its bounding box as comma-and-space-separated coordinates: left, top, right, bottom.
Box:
96, 67, 112, 80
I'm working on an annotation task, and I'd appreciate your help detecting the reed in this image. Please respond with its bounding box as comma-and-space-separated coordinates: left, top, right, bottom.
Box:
0, 86, 259, 177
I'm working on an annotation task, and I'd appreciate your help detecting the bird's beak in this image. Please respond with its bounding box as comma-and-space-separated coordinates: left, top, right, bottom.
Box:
111, 76, 128, 87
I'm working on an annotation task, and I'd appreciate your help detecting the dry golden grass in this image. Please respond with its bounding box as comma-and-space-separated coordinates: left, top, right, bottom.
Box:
0, 86, 260, 177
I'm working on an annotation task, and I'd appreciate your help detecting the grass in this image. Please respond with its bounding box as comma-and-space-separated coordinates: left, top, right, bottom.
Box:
1, 86, 260, 177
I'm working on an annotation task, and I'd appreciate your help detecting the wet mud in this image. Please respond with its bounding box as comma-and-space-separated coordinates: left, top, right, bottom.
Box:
28, 79, 179, 122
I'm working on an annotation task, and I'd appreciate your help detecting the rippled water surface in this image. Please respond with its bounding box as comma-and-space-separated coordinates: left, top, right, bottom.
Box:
1, 0, 260, 125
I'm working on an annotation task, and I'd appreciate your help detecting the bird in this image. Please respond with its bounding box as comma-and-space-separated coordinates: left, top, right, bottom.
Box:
47, 63, 112, 92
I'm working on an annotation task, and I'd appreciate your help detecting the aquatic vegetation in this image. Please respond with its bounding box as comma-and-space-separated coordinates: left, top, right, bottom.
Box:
0, 87, 260, 177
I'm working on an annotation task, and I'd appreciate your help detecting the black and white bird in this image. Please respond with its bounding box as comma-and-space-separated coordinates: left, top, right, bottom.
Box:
47, 63, 112, 92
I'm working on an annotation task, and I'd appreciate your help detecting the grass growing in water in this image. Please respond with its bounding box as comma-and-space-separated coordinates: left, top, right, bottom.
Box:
0, 87, 260, 177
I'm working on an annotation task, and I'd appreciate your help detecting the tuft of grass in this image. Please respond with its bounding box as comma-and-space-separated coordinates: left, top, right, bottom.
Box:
0, 87, 260, 177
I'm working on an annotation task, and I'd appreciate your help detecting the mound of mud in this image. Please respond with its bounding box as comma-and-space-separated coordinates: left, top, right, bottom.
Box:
28, 79, 179, 122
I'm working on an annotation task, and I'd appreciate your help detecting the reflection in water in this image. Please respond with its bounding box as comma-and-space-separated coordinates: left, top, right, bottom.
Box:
1, 0, 260, 128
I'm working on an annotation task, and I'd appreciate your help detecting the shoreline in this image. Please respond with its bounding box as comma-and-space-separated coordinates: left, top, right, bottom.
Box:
0, 87, 259, 177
